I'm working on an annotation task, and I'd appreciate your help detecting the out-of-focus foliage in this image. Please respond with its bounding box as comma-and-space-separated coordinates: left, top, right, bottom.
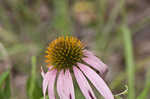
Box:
0, 0, 150, 99
0, 70, 11, 99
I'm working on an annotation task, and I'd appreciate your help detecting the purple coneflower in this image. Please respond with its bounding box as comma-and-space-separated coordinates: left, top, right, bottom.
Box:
41, 36, 114, 99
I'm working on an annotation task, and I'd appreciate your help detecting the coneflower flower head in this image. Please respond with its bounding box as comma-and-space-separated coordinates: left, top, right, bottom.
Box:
45, 36, 84, 70
41, 36, 114, 99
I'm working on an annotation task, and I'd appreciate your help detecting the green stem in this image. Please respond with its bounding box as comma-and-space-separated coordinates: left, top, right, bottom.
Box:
29, 56, 36, 99
137, 65, 150, 99
121, 25, 135, 99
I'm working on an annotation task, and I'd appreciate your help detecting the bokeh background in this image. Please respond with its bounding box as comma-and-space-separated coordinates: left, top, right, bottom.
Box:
0, 0, 150, 99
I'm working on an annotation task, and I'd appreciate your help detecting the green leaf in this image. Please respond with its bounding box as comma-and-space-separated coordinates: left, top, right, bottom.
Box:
3, 73, 11, 98
115, 85, 128, 98
26, 56, 36, 99
0, 70, 11, 99
26, 56, 42, 99
0, 70, 10, 88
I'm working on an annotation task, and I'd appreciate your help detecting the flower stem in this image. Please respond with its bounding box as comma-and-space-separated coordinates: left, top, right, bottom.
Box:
121, 25, 135, 99
29, 56, 36, 99
137, 65, 150, 99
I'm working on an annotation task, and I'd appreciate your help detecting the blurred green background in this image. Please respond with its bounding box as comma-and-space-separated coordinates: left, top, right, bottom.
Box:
0, 0, 150, 99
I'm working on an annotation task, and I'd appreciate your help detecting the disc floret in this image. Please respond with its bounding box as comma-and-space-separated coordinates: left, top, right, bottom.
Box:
45, 36, 84, 70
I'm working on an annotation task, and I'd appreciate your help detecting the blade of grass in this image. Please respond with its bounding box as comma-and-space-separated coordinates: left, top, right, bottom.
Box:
0, 70, 10, 88
102, 0, 124, 35
121, 25, 135, 99
137, 65, 150, 99
0, 69, 11, 99
95, 0, 125, 56
3, 72, 11, 99
28, 56, 36, 99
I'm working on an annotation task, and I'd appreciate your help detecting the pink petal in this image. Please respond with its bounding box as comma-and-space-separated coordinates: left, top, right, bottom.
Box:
48, 70, 57, 99
42, 72, 49, 99
42, 69, 57, 99
41, 66, 45, 78
78, 63, 114, 99
73, 66, 96, 99
57, 69, 75, 99
41, 66, 53, 78
83, 50, 108, 75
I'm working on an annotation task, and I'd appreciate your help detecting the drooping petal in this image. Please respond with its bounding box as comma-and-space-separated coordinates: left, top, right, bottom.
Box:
41, 66, 45, 78
48, 70, 57, 99
57, 69, 75, 99
83, 50, 108, 75
73, 66, 96, 99
42, 72, 49, 99
42, 68, 57, 99
78, 63, 114, 99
